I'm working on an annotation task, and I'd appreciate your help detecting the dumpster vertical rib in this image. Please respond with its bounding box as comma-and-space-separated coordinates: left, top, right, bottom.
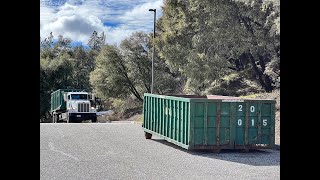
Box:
176, 101, 178, 141
175, 100, 177, 141
164, 98, 166, 135
159, 98, 163, 134
189, 102, 194, 148
149, 96, 151, 130
181, 101, 183, 143
169, 100, 172, 139
216, 102, 221, 146
173, 100, 176, 141
154, 97, 157, 133
147, 96, 150, 130
163, 98, 168, 136
204, 102, 208, 145
158, 97, 161, 134
157, 97, 159, 133
184, 102, 187, 145
145, 95, 150, 129
162, 99, 165, 136
166, 99, 170, 137
164, 98, 166, 136
159, 98, 161, 134
163, 98, 165, 135
155, 97, 159, 133
143, 95, 146, 128
151, 97, 153, 131
181, 102, 186, 144
158, 97, 160, 133
179, 102, 182, 143
171, 100, 176, 139
186, 102, 189, 146
172, 100, 175, 140
149, 96, 152, 130
153, 97, 155, 132
258, 102, 262, 144
270, 103, 275, 146
149, 96, 151, 131
177, 101, 181, 142
176, 101, 179, 141
245, 102, 249, 146
230, 103, 233, 147
171, 100, 174, 140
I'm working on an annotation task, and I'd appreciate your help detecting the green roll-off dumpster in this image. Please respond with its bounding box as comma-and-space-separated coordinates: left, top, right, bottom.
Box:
143, 93, 276, 152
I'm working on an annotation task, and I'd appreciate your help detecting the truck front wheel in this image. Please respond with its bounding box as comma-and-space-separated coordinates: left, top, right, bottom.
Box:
52, 113, 56, 123
92, 117, 97, 123
67, 115, 72, 123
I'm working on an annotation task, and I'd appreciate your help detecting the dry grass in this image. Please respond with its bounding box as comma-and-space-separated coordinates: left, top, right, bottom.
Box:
97, 113, 122, 123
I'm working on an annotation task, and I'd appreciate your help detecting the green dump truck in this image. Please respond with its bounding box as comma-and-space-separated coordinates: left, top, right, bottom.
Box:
50, 89, 98, 123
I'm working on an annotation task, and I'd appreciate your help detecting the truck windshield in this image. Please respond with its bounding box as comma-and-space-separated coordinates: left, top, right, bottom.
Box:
71, 94, 88, 100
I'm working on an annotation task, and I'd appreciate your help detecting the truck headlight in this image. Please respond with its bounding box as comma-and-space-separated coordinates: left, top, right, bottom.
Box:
91, 107, 95, 109
72, 107, 76, 110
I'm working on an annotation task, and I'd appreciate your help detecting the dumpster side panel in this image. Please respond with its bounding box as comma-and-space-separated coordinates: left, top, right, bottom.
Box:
143, 93, 191, 150
260, 102, 274, 145
189, 99, 233, 150
207, 102, 217, 145
220, 102, 231, 145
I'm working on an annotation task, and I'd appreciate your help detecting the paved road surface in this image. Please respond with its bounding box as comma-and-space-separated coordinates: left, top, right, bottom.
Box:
40, 123, 280, 180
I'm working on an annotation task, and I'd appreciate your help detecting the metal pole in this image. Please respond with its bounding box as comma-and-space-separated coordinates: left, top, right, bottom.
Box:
149, 9, 156, 94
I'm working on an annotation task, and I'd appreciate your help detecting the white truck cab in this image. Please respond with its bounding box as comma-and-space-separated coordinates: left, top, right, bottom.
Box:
62, 92, 97, 123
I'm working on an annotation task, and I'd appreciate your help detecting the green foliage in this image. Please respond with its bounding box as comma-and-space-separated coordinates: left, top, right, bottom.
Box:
90, 32, 182, 103
87, 31, 106, 52
90, 45, 133, 100
156, 0, 280, 94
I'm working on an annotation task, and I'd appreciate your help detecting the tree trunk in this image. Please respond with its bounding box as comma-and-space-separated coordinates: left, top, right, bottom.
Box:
247, 53, 273, 92
257, 54, 273, 92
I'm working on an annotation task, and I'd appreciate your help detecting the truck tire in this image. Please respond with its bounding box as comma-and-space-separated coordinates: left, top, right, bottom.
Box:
67, 115, 72, 123
92, 117, 97, 123
52, 113, 56, 123
56, 114, 60, 123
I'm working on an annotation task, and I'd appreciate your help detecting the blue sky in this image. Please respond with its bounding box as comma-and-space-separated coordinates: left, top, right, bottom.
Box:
40, 0, 163, 45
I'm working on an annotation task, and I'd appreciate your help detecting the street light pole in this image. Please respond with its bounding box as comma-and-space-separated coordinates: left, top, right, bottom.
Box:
149, 9, 156, 94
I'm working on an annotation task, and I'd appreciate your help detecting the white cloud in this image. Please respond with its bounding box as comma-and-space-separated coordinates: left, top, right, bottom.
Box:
40, 0, 163, 45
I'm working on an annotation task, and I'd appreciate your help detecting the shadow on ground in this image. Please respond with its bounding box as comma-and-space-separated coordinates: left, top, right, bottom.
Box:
151, 139, 280, 166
